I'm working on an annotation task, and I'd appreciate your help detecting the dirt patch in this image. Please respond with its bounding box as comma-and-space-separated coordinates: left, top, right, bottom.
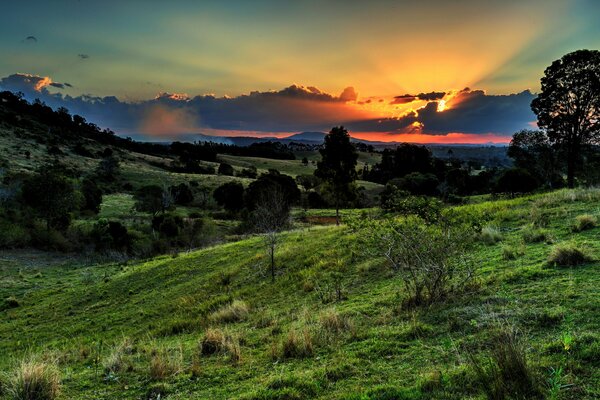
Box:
304, 216, 339, 225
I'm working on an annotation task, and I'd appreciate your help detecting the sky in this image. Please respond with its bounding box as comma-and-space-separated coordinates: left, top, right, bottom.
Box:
1, 0, 599, 143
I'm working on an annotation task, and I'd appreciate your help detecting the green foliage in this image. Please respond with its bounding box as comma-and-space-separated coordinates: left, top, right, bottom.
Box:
315, 126, 358, 220
21, 167, 80, 231
133, 185, 173, 216
380, 186, 443, 223
359, 215, 476, 306
218, 162, 234, 176
480, 226, 503, 244
522, 227, 551, 243
213, 181, 245, 212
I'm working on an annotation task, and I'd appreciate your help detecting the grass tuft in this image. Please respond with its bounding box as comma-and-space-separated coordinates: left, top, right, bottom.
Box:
210, 300, 250, 324
547, 243, 593, 267
480, 226, 503, 244
6, 358, 61, 400
571, 214, 597, 232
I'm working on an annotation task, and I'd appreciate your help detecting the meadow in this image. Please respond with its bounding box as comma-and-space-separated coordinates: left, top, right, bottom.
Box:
1, 189, 598, 399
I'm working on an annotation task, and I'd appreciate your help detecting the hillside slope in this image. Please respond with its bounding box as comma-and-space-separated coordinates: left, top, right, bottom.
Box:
1, 189, 599, 399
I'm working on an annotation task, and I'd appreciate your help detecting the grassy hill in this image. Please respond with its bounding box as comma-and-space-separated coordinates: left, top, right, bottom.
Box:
1, 189, 599, 399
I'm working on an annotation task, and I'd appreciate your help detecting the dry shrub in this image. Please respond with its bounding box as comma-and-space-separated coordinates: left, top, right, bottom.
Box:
6, 358, 61, 400
547, 243, 593, 267
210, 300, 249, 324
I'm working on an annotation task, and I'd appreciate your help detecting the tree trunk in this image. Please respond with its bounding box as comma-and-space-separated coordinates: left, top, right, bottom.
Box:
270, 246, 275, 283
567, 144, 577, 189
335, 198, 340, 226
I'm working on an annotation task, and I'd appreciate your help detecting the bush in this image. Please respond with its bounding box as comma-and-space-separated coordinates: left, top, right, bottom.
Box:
103, 338, 134, 374
361, 216, 476, 307
480, 226, 502, 244
6, 358, 61, 400
571, 214, 597, 232
547, 243, 593, 267
380, 187, 443, 223
0, 221, 30, 248
210, 300, 250, 324
217, 162, 234, 176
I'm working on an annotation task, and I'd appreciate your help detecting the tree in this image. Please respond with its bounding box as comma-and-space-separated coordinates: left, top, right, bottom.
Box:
218, 162, 234, 176
170, 183, 194, 205
245, 170, 301, 211
507, 130, 564, 188
213, 182, 245, 213
314, 126, 358, 224
302, 157, 309, 166
251, 187, 291, 282
21, 168, 79, 231
134, 185, 174, 216
80, 178, 103, 214
531, 50, 600, 188
495, 168, 539, 195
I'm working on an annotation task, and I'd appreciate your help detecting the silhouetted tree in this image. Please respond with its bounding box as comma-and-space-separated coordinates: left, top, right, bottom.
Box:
213, 182, 245, 213
314, 126, 358, 224
218, 162, 234, 176
245, 170, 301, 211
81, 178, 103, 214
531, 50, 600, 187
495, 168, 539, 195
170, 183, 194, 205
21, 168, 79, 231
508, 130, 564, 188
134, 185, 174, 216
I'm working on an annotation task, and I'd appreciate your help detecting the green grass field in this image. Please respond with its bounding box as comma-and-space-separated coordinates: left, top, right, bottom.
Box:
1, 189, 599, 399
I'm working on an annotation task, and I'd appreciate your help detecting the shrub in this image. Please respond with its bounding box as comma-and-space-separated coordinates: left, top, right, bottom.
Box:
522, 227, 550, 243
547, 243, 593, 267
467, 326, 543, 400
0, 221, 30, 248
6, 358, 61, 400
480, 226, 502, 244
210, 300, 250, 324
361, 216, 476, 307
571, 214, 597, 232
217, 162, 234, 176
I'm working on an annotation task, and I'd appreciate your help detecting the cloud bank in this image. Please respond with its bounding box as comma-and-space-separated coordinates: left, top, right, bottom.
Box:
0, 73, 536, 141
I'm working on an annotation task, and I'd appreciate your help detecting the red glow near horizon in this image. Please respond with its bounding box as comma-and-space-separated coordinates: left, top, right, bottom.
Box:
350, 131, 512, 144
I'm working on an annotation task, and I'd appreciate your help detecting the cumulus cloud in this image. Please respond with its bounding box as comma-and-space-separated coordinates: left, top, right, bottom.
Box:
0, 73, 536, 139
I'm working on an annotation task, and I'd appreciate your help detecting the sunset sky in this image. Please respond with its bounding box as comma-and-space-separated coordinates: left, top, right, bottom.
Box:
1, 0, 600, 143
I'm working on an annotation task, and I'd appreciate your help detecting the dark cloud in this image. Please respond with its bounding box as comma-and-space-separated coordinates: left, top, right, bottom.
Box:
78, 54, 90, 59
339, 86, 358, 102
0, 73, 536, 138
416, 91, 445, 101
23, 36, 37, 43
390, 94, 416, 104
414, 89, 536, 135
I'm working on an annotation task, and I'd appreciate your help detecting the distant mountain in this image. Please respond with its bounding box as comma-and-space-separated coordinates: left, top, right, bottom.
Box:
284, 131, 326, 142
